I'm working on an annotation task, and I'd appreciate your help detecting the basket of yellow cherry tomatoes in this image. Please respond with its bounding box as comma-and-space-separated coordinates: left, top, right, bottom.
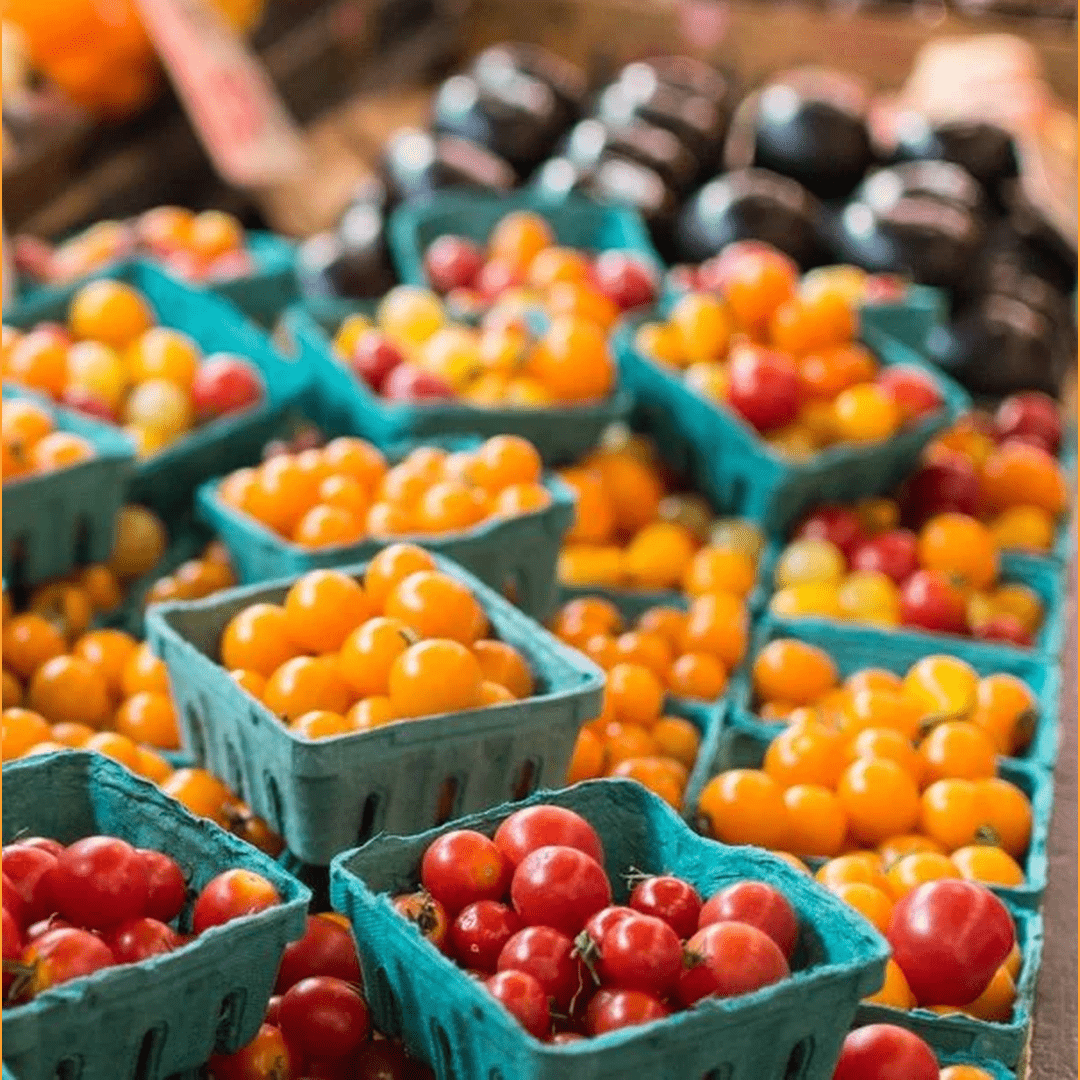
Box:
3, 263, 308, 514
617, 241, 971, 532
2, 388, 134, 586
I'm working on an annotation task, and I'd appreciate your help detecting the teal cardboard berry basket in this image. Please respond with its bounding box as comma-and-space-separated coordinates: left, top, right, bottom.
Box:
1, 387, 135, 588
387, 189, 662, 288
145, 554, 605, 866
855, 904, 1042, 1069
279, 297, 633, 466
196, 445, 575, 621
1, 751, 309, 1080
5, 262, 310, 516
692, 707, 1052, 911
858, 285, 948, 356
727, 615, 1064, 772
614, 313, 970, 534
328, 778, 889, 1080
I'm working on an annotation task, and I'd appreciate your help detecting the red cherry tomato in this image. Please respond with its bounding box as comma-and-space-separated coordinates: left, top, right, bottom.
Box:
496, 925, 584, 1010
899, 570, 968, 635
698, 881, 799, 958
209, 1023, 294, 1080
392, 891, 450, 953
348, 332, 405, 394
265, 994, 282, 1027
484, 969, 551, 1039
795, 506, 866, 561
275, 912, 362, 993
1, 847, 56, 925
139, 849, 187, 924
727, 347, 801, 433
628, 876, 702, 940
106, 917, 180, 963
850, 531, 919, 585
49, 836, 149, 930
582, 906, 637, 947
887, 880, 1015, 1006
420, 830, 511, 915
832, 1024, 939, 1080
875, 367, 942, 425
596, 913, 682, 996
191, 355, 265, 420
591, 251, 657, 311
677, 922, 789, 1006
22, 927, 115, 996
582, 988, 669, 1035
994, 392, 1061, 455
191, 869, 280, 934
381, 364, 454, 403
2, 906, 23, 997
425, 235, 484, 294
493, 805, 606, 868
477, 260, 524, 302
10, 837, 64, 858
510, 846, 611, 937
279, 975, 372, 1064
975, 615, 1034, 648
899, 457, 979, 527
449, 900, 520, 974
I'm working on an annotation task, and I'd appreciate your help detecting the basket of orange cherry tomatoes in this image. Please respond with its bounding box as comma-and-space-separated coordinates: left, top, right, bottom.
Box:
198, 428, 574, 620
145, 547, 606, 865
2, 388, 134, 586
3, 263, 308, 514
617, 241, 970, 533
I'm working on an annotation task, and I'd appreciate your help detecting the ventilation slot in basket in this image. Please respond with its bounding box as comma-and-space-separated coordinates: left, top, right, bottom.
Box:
378, 965, 403, 1034
183, 702, 208, 764
434, 776, 461, 825
53, 1057, 82, 1080
214, 988, 248, 1049
133, 1024, 166, 1080
430, 1020, 453, 1076
703, 1067, 733, 1080
72, 513, 92, 567
784, 1037, 814, 1079
357, 793, 380, 845
511, 758, 539, 800
224, 738, 245, 799
264, 771, 285, 830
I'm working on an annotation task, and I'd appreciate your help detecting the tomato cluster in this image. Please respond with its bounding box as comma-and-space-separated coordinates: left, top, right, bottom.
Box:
392, 804, 796, 1041
635, 242, 944, 456
17, 208, 253, 288
331, 281, 618, 408
770, 504, 1043, 645
220, 549, 535, 738
2, 834, 279, 1005
910, 393, 1068, 557
2, 279, 264, 458
219, 433, 551, 549
556, 429, 766, 590
421, 210, 658, 319
1, 396, 95, 483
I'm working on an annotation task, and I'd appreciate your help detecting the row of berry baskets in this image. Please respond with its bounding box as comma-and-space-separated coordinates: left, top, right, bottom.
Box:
2, 192, 1071, 1080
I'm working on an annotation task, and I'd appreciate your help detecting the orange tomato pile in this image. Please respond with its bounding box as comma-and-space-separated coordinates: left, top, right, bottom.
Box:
556, 432, 766, 590
217, 434, 551, 549
3, 279, 265, 460
2, 396, 94, 482
635, 243, 944, 457
221, 547, 536, 738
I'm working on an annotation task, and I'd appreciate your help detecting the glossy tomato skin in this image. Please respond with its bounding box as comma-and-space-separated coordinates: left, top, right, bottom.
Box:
2, 906, 23, 997
209, 1022, 293, 1080
493, 806, 605, 868
276, 913, 362, 993
496, 925, 584, 1010
582, 906, 637, 947
420, 830, 511, 915
484, 969, 551, 1039
628, 876, 702, 940
350, 333, 405, 394
975, 615, 1033, 647
592, 252, 657, 311
279, 976, 372, 1064
796, 506, 865, 561
11, 837, 64, 858
596, 913, 682, 996
583, 989, 669, 1035
510, 846, 611, 937
22, 927, 115, 996
727, 347, 801, 433
392, 892, 450, 953
876, 367, 942, 425
191, 355, 264, 420
192, 869, 280, 934
450, 900, 520, 974
832, 1024, 939, 1080
425, 236, 484, 294
994, 392, 1061, 455
887, 880, 1015, 1006
2, 845, 59, 925
850, 530, 919, 585
900, 458, 979, 527
697, 881, 799, 957
899, 570, 968, 635
139, 849, 187, 924
49, 836, 149, 930
677, 922, 789, 1006
106, 917, 180, 963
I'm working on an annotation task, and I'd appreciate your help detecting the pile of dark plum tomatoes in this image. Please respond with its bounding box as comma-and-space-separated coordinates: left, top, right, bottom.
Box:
393, 803, 798, 1040
1, 834, 281, 1003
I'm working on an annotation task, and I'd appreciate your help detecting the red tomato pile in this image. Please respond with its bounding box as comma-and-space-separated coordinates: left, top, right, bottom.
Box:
2, 835, 280, 1004
391, 804, 797, 1040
